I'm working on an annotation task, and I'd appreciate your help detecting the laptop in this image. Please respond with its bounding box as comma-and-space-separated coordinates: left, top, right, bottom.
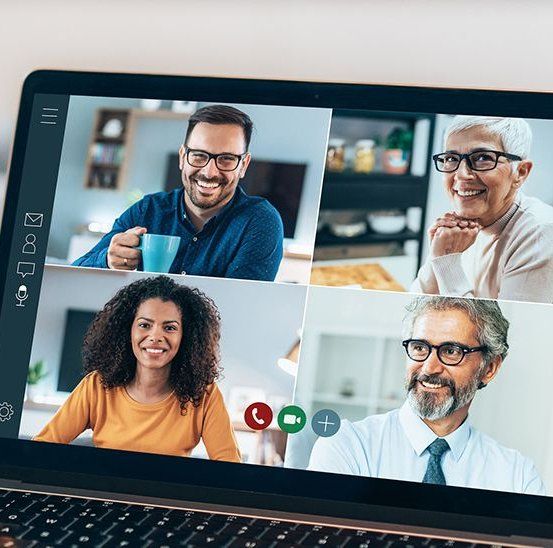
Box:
0, 70, 552, 547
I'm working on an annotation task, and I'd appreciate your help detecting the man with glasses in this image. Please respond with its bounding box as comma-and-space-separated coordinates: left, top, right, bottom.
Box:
73, 105, 284, 281
308, 296, 545, 494
411, 115, 553, 303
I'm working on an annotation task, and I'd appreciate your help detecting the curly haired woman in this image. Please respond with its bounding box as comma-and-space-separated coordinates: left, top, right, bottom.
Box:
34, 276, 241, 462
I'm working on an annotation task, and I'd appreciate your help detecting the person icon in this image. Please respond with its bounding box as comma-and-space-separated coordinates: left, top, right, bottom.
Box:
22, 233, 36, 255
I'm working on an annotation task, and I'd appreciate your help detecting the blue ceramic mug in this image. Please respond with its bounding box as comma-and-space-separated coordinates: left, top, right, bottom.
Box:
138, 234, 181, 273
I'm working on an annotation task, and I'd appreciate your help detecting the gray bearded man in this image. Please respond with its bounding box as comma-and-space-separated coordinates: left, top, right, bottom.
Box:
308, 296, 545, 495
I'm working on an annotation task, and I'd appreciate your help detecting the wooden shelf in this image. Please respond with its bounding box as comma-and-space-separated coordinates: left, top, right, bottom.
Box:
89, 162, 121, 169
319, 178, 427, 210
316, 227, 420, 247
93, 135, 126, 143
323, 172, 425, 184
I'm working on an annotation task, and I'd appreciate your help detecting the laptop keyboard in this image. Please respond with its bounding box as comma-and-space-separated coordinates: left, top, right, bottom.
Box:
0, 489, 494, 547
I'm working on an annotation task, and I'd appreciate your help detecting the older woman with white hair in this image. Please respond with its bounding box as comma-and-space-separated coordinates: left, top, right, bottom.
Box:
412, 116, 553, 303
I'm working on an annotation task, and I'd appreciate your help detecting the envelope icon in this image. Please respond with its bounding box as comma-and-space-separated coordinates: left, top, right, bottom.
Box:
24, 212, 43, 228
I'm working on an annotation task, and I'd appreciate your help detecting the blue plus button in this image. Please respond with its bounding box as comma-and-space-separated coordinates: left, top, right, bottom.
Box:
311, 409, 341, 437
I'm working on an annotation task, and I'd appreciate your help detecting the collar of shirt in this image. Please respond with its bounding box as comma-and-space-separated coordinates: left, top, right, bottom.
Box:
179, 186, 246, 235
481, 193, 522, 237
398, 400, 471, 462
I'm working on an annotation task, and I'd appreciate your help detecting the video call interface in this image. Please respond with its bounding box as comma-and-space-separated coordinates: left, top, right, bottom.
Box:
2, 92, 553, 498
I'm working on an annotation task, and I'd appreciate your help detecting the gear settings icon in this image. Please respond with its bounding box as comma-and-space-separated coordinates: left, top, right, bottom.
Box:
0, 402, 14, 422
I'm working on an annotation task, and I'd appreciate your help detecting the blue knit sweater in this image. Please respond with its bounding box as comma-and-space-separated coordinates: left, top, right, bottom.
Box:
73, 187, 284, 282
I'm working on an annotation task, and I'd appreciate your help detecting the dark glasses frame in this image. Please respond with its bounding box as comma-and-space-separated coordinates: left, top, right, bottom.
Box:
402, 338, 488, 366
184, 147, 247, 172
432, 149, 522, 172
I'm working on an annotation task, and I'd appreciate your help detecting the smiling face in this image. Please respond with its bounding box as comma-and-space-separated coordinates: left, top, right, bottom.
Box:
405, 309, 495, 421
179, 123, 251, 213
131, 298, 183, 371
443, 126, 530, 226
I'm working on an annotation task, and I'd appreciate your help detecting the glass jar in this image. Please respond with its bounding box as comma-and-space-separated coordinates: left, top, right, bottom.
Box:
326, 138, 346, 172
354, 139, 376, 173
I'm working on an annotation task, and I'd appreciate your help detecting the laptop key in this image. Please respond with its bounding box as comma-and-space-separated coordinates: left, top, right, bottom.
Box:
0, 512, 36, 528
3, 502, 38, 515
20, 526, 69, 543
145, 528, 190, 542
0, 525, 24, 537
184, 532, 227, 546
25, 514, 75, 530
105, 510, 134, 524
220, 523, 266, 536
228, 539, 273, 547
129, 508, 168, 526
101, 539, 138, 548
150, 514, 188, 530
62, 531, 107, 546
104, 523, 152, 539
261, 528, 307, 543
66, 520, 106, 536
149, 532, 195, 546
300, 532, 343, 545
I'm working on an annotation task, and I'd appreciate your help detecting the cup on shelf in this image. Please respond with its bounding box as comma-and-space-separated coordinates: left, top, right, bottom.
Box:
367, 210, 406, 234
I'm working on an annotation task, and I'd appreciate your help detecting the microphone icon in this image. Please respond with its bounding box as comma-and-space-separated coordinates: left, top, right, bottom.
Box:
16, 284, 29, 307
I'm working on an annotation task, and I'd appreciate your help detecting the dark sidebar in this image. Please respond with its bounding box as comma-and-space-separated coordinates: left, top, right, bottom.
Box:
0, 93, 69, 438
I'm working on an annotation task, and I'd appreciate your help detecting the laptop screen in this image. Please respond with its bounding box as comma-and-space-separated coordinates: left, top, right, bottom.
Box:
2, 82, 553, 506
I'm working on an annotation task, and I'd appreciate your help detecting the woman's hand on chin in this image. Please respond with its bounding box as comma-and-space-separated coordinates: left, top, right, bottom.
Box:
428, 213, 481, 257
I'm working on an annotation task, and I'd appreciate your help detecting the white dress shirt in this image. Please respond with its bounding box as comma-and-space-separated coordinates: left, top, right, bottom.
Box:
308, 401, 546, 496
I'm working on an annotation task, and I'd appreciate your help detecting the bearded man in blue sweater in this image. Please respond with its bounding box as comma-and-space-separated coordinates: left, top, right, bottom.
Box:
74, 105, 284, 282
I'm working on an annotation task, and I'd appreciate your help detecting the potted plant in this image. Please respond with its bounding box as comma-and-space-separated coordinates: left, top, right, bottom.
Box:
382, 127, 413, 175
27, 360, 48, 402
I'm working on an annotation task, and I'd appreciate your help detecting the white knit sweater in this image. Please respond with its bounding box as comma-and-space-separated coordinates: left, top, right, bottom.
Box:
412, 193, 553, 303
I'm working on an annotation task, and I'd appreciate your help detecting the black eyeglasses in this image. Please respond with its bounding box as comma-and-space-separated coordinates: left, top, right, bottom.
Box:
402, 339, 487, 366
432, 150, 522, 173
185, 148, 247, 172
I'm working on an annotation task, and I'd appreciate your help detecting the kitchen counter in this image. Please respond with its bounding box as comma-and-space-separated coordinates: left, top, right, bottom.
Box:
310, 262, 405, 291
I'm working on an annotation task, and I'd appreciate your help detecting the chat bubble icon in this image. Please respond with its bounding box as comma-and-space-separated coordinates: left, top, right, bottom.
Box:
17, 261, 35, 278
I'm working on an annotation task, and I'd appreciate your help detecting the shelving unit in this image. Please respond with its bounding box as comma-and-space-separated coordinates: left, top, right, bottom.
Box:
295, 327, 407, 422
83, 107, 191, 191
316, 227, 420, 247
84, 109, 130, 190
315, 110, 436, 270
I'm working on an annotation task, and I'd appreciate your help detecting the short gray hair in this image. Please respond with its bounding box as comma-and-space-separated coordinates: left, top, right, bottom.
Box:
403, 296, 509, 365
444, 116, 532, 160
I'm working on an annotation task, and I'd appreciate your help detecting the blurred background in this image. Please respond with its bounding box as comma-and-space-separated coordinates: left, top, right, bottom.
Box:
21, 266, 306, 466
311, 114, 553, 290
44, 96, 329, 283
285, 287, 553, 495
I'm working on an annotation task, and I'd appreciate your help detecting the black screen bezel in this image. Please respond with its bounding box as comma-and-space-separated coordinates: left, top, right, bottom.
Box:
2, 70, 553, 539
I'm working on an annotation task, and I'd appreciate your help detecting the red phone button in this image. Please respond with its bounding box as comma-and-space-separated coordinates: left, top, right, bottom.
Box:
244, 402, 273, 431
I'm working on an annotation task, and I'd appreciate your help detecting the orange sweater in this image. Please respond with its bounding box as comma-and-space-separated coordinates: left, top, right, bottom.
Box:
34, 371, 241, 462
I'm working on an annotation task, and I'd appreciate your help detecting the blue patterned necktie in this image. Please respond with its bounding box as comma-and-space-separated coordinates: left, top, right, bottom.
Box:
423, 438, 450, 485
